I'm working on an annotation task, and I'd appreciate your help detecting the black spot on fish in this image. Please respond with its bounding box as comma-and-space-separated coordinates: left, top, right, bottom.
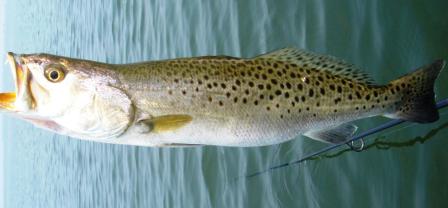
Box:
297, 84, 303, 90
262, 74, 268, 80
276, 71, 282, 76
309, 89, 314, 97
365, 94, 371, 101
235, 80, 241, 86
290, 72, 296, 78
275, 90, 282, 96
320, 88, 325, 95
304, 78, 310, 84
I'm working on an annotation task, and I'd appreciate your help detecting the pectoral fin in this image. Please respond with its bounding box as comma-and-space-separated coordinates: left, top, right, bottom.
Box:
135, 114, 193, 133
304, 123, 358, 144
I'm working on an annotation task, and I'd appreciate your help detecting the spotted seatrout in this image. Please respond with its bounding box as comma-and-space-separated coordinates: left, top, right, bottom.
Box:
0, 48, 444, 146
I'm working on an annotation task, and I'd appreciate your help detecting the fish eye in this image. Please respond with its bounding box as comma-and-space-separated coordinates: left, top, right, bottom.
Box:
44, 66, 65, 83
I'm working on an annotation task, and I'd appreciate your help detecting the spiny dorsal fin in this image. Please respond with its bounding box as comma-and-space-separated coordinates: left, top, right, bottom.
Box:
255, 48, 375, 85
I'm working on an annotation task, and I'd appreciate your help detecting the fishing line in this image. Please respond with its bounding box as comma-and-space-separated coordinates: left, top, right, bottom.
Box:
375, 110, 448, 138
245, 98, 448, 178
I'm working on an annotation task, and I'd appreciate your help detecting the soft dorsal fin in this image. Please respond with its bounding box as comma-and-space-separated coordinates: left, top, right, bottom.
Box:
255, 48, 375, 85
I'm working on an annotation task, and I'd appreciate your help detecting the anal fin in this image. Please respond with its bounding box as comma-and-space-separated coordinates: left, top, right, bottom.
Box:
304, 123, 358, 144
159, 143, 203, 147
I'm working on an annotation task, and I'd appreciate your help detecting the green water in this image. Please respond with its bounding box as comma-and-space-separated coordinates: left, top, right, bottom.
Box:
1, 0, 448, 207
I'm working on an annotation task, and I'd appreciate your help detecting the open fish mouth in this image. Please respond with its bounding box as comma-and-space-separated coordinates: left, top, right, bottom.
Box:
0, 52, 29, 111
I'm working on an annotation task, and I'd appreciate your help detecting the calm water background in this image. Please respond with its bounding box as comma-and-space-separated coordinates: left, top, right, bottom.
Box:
1, 0, 448, 207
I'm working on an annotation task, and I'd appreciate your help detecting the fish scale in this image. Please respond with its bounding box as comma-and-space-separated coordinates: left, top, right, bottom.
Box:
118, 52, 388, 124
0, 48, 443, 146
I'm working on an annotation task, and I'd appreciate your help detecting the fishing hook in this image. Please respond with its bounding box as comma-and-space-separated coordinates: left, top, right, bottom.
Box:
347, 138, 365, 152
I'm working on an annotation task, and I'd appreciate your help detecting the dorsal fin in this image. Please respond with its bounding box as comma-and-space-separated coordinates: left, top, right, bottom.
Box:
254, 48, 375, 85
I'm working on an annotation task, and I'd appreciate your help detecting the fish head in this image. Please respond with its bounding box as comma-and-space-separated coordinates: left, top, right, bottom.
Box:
0, 52, 134, 139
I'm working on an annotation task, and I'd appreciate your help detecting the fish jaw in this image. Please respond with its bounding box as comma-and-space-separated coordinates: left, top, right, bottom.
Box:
4, 52, 34, 112
0, 92, 16, 111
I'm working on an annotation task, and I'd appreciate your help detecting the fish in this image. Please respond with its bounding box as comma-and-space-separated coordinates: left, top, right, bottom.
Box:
0, 48, 444, 147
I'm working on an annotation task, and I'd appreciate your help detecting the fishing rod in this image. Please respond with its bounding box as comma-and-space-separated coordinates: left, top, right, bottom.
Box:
246, 97, 448, 178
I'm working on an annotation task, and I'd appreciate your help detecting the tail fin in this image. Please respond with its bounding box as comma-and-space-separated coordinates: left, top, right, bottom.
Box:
387, 60, 445, 123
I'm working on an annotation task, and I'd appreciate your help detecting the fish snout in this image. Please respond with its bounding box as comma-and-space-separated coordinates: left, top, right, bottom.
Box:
0, 52, 34, 112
